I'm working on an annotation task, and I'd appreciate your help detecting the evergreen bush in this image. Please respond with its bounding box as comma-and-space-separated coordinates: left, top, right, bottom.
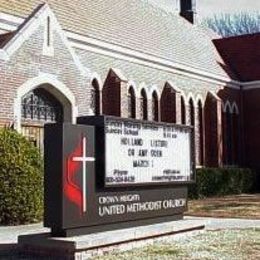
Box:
189, 167, 255, 199
0, 128, 43, 225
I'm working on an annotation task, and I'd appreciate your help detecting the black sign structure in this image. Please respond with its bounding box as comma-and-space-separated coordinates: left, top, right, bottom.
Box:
78, 116, 195, 187
44, 118, 195, 237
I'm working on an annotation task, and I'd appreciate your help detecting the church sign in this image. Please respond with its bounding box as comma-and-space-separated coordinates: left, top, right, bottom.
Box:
44, 116, 195, 237
104, 117, 193, 186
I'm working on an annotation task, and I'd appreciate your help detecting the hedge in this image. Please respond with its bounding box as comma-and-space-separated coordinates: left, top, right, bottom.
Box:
189, 167, 255, 199
0, 128, 43, 225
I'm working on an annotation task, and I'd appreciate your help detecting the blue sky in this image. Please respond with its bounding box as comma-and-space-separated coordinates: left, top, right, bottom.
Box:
197, 0, 260, 18
149, 0, 260, 18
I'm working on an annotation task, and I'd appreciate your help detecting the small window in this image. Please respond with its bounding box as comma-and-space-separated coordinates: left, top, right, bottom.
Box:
181, 96, 186, 125
140, 89, 148, 120
91, 79, 100, 115
152, 91, 159, 121
189, 98, 195, 126
128, 87, 136, 119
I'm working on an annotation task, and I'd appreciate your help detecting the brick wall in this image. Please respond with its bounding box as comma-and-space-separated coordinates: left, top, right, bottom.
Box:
243, 88, 260, 169
102, 74, 121, 116
160, 84, 176, 123
204, 93, 222, 167
218, 87, 241, 165
74, 49, 240, 169
0, 24, 91, 124
0, 18, 244, 169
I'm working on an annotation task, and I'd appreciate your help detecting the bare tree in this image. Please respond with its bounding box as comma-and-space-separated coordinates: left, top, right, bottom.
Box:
203, 12, 260, 37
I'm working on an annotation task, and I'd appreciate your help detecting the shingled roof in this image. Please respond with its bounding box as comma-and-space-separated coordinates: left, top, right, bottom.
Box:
214, 33, 260, 82
0, 0, 234, 79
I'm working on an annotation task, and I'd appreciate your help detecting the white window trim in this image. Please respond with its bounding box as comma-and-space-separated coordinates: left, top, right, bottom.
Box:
14, 74, 78, 132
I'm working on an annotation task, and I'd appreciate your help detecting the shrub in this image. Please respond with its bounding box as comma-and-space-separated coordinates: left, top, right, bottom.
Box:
0, 128, 43, 225
189, 167, 255, 199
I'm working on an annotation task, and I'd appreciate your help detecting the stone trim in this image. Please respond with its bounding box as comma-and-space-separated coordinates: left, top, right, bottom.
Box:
185, 92, 196, 107
242, 81, 260, 89
127, 81, 138, 96
222, 100, 239, 114
195, 94, 205, 106
138, 83, 149, 100
14, 74, 78, 132
90, 72, 103, 91
149, 85, 161, 100
110, 68, 128, 82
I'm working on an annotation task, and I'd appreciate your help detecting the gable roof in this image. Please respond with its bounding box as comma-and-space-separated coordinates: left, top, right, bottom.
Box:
0, 4, 89, 75
0, 0, 234, 79
214, 33, 260, 82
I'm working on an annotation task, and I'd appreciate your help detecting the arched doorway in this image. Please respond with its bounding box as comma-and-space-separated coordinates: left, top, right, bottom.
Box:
19, 83, 73, 151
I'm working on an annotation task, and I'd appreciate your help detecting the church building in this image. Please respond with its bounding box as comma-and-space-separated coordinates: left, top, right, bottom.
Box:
0, 0, 259, 172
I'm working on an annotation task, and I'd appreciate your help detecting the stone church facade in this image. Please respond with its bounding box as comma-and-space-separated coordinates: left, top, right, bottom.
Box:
0, 1, 259, 172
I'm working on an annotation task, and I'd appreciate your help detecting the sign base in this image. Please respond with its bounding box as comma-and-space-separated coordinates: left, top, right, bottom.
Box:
51, 214, 183, 237
18, 218, 205, 259
44, 120, 194, 237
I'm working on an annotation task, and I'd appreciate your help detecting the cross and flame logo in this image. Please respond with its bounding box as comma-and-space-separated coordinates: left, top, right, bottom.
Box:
63, 136, 95, 215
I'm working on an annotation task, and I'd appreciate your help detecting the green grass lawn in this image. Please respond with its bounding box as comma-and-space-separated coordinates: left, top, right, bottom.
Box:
94, 228, 260, 260
187, 194, 260, 219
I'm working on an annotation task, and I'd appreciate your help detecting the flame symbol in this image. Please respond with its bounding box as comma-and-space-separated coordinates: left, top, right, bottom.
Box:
64, 139, 83, 216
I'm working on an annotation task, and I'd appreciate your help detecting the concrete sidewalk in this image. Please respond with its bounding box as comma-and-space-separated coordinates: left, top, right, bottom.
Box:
185, 216, 260, 230
0, 223, 48, 244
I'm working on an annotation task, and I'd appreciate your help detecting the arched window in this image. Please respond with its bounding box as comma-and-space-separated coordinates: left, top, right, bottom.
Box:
152, 91, 159, 121
128, 86, 136, 119
181, 96, 186, 125
226, 111, 233, 164
198, 100, 204, 165
91, 79, 100, 115
140, 89, 148, 120
232, 106, 239, 165
22, 88, 63, 123
222, 101, 240, 166
223, 103, 233, 165
189, 98, 195, 126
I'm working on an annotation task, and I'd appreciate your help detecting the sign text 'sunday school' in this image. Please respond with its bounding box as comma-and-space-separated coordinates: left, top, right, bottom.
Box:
105, 119, 192, 185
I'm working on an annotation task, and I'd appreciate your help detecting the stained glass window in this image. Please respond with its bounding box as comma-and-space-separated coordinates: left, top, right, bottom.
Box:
21, 88, 63, 123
